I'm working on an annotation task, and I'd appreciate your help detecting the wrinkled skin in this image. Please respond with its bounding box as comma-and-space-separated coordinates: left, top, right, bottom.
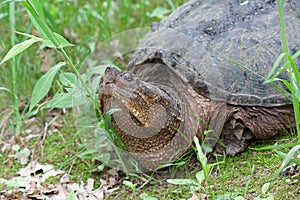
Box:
98, 64, 295, 170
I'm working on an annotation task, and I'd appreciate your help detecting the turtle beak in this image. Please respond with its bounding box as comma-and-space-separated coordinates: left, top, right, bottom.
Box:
99, 67, 120, 95
101, 66, 120, 84
98, 67, 120, 111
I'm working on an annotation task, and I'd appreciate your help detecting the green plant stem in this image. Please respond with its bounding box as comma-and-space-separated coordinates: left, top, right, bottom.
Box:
277, 0, 289, 54
23, 0, 103, 121
9, 2, 21, 134
58, 49, 103, 120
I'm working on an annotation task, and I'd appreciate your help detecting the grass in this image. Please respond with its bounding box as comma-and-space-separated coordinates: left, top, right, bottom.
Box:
0, 0, 300, 199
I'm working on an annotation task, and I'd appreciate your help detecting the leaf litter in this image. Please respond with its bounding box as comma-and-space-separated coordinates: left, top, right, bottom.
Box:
0, 159, 121, 200
0, 110, 122, 200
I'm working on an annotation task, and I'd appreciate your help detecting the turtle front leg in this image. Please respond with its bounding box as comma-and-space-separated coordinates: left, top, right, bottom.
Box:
220, 105, 295, 155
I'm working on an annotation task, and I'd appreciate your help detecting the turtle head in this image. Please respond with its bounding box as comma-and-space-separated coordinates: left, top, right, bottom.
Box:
98, 66, 182, 144
98, 65, 210, 170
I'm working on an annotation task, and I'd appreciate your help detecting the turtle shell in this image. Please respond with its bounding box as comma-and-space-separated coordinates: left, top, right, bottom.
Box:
128, 0, 300, 106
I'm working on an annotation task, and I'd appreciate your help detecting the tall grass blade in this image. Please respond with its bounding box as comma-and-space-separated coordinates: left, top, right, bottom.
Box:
250, 142, 300, 151
230, 58, 290, 99
264, 53, 286, 83
272, 144, 300, 179
194, 136, 209, 178
286, 54, 300, 87
8, 1, 22, 133
0, 87, 17, 100
22, 0, 60, 48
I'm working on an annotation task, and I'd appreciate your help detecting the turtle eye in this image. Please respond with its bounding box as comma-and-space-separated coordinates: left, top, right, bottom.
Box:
120, 72, 134, 82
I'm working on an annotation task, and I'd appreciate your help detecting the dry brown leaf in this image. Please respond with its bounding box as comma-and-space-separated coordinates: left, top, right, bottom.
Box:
17, 160, 64, 182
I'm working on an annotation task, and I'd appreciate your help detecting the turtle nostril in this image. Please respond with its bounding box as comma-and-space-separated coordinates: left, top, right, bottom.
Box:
105, 66, 112, 72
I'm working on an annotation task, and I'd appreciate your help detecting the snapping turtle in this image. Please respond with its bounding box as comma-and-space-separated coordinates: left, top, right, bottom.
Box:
98, 0, 299, 169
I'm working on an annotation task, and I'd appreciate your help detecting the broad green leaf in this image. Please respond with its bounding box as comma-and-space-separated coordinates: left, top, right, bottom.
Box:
29, 62, 65, 112
12, 144, 21, 152
139, 192, 158, 200
98, 153, 111, 164
91, 76, 101, 94
122, 180, 136, 189
0, 38, 41, 65
165, 0, 176, 10
59, 72, 77, 86
167, 178, 198, 185
149, 7, 171, 19
195, 170, 205, 184
41, 92, 84, 109
44, 32, 74, 48
77, 149, 98, 159
98, 164, 105, 171
261, 182, 270, 195
66, 191, 76, 200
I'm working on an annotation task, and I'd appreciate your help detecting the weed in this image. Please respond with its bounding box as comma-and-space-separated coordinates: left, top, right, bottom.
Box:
260, 0, 300, 179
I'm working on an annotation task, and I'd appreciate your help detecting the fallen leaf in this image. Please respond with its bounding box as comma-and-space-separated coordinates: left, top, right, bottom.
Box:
17, 161, 64, 182
60, 174, 71, 184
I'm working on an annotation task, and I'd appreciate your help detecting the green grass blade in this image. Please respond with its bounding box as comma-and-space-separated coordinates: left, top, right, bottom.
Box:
41, 92, 84, 109
104, 108, 121, 133
2, 0, 23, 3
0, 37, 41, 65
230, 58, 291, 101
277, 0, 289, 54
286, 54, 300, 87
292, 49, 300, 60
275, 149, 300, 165
249, 142, 300, 151
264, 53, 286, 82
167, 178, 198, 186
279, 79, 292, 92
0, 87, 17, 100
272, 144, 300, 179
194, 136, 209, 178
29, 62, 65, 112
